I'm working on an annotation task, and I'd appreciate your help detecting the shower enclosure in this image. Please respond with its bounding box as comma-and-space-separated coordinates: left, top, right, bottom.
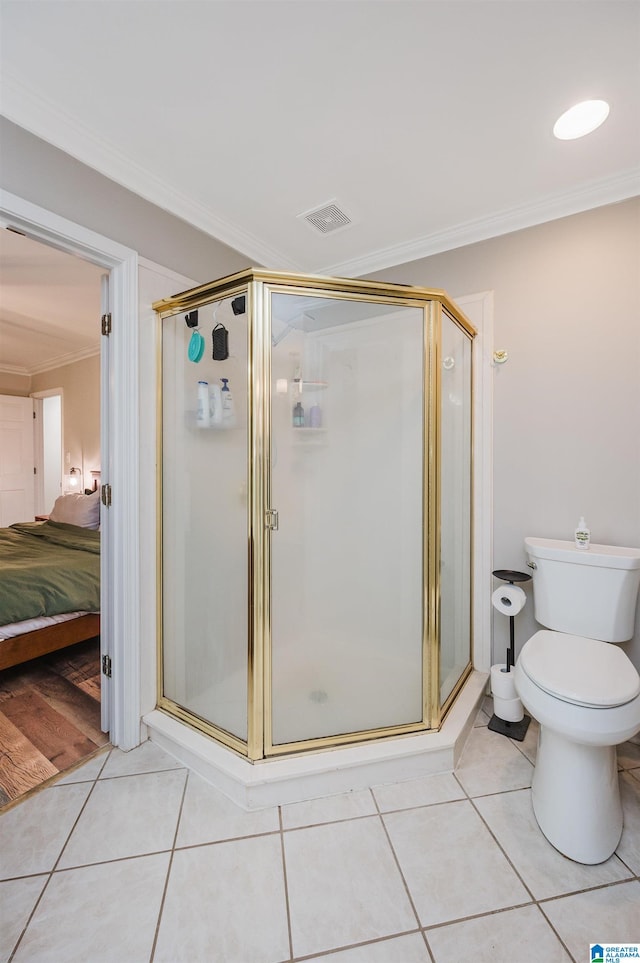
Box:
154, 270, 474, 760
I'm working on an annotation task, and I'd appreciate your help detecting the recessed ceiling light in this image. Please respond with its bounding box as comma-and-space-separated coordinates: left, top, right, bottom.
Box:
553, 100, 610, 140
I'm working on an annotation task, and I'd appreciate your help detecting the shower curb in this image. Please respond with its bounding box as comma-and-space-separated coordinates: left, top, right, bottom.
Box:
143, 670, 487, 810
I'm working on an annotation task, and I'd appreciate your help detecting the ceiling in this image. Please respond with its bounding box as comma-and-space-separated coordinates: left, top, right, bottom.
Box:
0, 231, 103, 376
0, 1, 638, 372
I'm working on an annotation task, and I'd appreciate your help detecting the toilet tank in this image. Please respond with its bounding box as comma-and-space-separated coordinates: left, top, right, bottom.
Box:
525, 537, 640, 642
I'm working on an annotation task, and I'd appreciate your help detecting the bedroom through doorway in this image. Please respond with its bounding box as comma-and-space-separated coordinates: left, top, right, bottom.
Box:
0, 230, 108, 806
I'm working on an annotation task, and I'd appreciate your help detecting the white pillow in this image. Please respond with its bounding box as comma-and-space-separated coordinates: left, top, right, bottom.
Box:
49, 490, 101, 530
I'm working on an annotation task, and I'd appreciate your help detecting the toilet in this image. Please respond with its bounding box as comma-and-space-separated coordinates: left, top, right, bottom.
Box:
514, 536, 640, 864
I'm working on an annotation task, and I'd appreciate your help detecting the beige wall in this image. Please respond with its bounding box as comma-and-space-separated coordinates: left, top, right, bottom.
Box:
31, 354, 101, 492
0, 371, 30, 396
369, 198, 640, 667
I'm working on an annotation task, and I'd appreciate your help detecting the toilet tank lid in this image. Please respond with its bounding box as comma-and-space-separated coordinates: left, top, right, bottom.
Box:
520, 631, 640, 708
525, 537, 640, 570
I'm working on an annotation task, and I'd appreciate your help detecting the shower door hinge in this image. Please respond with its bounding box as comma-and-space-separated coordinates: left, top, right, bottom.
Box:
102, 654, 112, 678
101, 312, 112, 336
101, 483, 112, 508
265, 509, 279, 531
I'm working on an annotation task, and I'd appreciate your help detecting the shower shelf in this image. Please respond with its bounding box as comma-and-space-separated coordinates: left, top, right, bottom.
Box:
290, 380, 328, 392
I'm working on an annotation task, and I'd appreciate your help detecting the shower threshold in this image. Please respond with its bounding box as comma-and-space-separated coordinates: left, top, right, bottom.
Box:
143, 670, 487, 811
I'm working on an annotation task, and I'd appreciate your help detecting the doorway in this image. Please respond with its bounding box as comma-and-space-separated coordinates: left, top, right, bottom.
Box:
0, 238, 105, 804
0, 188, 141, 759
32, 390, 63, 515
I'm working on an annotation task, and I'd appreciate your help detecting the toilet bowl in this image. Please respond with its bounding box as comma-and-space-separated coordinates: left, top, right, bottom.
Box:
515, 630, 640, 864
513, 537, 640, 865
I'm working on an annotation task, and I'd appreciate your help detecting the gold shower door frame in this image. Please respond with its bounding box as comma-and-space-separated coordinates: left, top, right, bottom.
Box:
154, 269, 475, 762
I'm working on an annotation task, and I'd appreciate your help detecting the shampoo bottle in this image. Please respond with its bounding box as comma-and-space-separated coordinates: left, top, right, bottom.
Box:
196, 381, 210, 428
575, 516, 590, 550
309, 403, 322, 428
292, 401, 305, 427
220, 378, 236, 428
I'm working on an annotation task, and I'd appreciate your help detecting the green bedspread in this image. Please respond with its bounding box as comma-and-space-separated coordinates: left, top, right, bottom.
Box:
0, 521, 100, 626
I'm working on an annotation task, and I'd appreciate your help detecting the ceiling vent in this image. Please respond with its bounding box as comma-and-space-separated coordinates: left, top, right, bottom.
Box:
299, 201, 352, 235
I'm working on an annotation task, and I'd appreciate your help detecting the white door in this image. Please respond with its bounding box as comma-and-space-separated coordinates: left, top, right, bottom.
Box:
0, 394, 35, 526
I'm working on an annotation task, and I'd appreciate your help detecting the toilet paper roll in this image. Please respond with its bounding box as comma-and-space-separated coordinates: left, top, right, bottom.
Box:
491, 665, 524, 722
491, 664, 518, 700
493, 694, 524, 723
492, 584, 526, 617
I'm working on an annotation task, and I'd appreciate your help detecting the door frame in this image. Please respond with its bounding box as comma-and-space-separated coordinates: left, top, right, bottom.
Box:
1, 189, 141, 750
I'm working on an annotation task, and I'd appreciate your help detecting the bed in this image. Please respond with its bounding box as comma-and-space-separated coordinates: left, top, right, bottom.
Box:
0, 491, 101, 671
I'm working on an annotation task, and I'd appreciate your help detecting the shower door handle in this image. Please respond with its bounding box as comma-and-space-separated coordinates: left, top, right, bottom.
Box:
266, 509, 279, 531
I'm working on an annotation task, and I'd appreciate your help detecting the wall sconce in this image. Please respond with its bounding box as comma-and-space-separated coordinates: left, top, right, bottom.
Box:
66, 467, 82, 492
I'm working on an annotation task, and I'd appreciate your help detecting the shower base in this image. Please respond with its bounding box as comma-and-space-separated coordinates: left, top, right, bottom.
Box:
144, 670, 487, 810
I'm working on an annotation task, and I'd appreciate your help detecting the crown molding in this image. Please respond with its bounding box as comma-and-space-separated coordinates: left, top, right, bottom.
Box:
1, 74, 302, 273
0, 346, 100, 379
29, 345, 101, 376
318, 169, 640, 278
0, 363, 30, 377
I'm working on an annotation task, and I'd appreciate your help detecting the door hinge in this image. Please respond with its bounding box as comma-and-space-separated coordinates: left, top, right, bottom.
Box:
34, 466, 37, 474
102, 654, 112, 678
101, 312, 112, 336
265, 508, 279, 531
101, 483, 112, 507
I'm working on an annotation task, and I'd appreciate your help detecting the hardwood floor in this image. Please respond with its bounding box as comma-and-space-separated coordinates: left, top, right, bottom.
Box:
0, 638, 108, 807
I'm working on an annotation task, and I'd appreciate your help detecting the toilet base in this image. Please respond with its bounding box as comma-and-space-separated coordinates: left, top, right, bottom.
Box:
532, 726, 622, 864
488, 713, 531, 742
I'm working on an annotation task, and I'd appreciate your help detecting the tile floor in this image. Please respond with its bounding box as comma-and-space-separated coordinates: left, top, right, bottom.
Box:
1, 700, 639, 963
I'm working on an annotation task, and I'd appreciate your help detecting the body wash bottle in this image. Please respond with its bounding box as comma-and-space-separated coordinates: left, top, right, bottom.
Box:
220, 378, 236, 428
575, 516, 590, 550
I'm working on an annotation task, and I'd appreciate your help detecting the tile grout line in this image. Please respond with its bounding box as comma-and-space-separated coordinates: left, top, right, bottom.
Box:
7, 746, 113, 963
287, 928, 424, 963
148, 766, 190, 963
452, 770, 541, 910
536, 876, 640, 963
278, 805, 295, 961
370, 787, 437, 963
448, 767, 582, 961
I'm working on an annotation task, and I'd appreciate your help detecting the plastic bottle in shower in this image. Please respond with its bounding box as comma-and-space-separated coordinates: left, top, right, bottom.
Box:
196, 381, 209, 428
220, 378, 236, 428
292, 401, 305, 427
209, 381, 222, 427
309, 403, 322, 428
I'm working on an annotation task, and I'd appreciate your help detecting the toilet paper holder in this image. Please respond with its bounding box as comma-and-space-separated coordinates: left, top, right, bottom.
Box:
492, 569, 530, 671
489, 568, 532, 742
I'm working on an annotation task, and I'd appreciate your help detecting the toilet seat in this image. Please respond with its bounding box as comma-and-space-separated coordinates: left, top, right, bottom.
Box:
519, 630, 640, 709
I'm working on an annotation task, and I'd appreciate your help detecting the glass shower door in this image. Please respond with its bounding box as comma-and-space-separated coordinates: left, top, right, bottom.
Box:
268, 291, 426, 749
